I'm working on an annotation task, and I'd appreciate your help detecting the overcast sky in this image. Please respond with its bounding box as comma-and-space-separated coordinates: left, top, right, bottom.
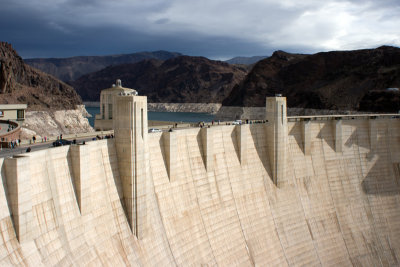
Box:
1, 0, 399, 59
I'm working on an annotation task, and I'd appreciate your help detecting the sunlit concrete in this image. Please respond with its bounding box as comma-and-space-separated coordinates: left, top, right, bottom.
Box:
0, 95, 399, 266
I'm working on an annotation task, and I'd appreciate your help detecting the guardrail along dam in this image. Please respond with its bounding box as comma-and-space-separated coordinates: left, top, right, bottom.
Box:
1, 94, 400, 266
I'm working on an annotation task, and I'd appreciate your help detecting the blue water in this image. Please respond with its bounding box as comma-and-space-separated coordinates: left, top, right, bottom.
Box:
86, 107, 215, 127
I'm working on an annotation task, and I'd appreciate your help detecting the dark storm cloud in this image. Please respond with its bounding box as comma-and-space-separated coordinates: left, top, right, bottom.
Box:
1, 0, 399, 59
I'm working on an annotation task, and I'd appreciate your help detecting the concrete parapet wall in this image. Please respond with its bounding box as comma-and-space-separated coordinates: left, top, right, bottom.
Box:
0, 116, 398, 265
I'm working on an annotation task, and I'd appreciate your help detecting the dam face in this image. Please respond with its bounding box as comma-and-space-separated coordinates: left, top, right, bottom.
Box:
0, 96, 399, 266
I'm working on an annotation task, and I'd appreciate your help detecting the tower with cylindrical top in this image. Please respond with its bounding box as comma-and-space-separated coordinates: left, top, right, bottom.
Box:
94, 79, 138, 130
266, 95, 287, 185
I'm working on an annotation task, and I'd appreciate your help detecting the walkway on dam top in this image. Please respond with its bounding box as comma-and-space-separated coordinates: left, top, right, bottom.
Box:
1, 112, 399, 158
288, 113, 400, 121
0, 131, 113, 158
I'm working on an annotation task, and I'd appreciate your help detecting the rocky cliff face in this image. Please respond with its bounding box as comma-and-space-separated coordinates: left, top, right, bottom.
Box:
147, 102, 222, 114
359, 90, 400, 112
223, 46, 400, 112
222, 51, 307, 107
25, 51, 182, 82
21, 106, 94, 139
70, 56, 247, 103
0, 42, 82, 110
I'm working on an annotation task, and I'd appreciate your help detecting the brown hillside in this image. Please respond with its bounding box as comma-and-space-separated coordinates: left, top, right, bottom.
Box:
223, 46, 400, 112
25, 51, 181, 82
71, 56, 247, 103
0, 42, 82, 110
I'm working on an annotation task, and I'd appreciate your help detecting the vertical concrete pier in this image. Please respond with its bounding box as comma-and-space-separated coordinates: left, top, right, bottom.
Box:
70, 144, 91, 215
302, 119, 311, 156
236, 124, 248, 165
369, 117, 378, 151
333, 118, 342, 153
4, 156, 32, 242
113, 93, 148, 239
266, 96, 287, 185
163, 131, 177, 181
201, 127, 214, 171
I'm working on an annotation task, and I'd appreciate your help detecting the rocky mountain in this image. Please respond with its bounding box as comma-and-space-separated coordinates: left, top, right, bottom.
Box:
359, 90, 400, 112
223, 46, 400, 112
25, 51, 181, 82
225, 55, 268, 65
70, 56, 247, 103
0, 42, 82, 110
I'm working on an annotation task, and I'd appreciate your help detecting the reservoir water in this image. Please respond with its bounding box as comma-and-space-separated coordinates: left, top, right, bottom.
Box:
86, 107, 215, 127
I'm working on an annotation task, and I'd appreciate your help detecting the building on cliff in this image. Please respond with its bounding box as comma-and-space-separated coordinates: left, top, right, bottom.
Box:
0, 104, 27, 146
0, 88, 399, 265
0, 104, 27, 121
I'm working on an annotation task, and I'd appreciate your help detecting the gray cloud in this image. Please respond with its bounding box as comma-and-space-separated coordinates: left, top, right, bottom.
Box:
1, 0, 399, 59
155, 18, 170, 24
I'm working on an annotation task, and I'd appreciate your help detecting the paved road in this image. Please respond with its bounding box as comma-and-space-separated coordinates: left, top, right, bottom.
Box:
0, 136, 103, 158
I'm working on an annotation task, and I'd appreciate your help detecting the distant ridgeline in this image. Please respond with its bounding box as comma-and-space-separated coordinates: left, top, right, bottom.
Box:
22, 46, 400, 113
223, 46, 400, 113
0, 88, 399, 265
25, 51, 182, 82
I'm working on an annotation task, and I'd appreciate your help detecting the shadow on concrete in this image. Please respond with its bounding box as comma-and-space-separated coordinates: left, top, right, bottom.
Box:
106, 139, 127, 213
0, 162, 13, 229
288, 123, 304, 154
344, 127, 376, 161
158, 134, 168, 177
196, 131, 206, 170
344, 129, 358, 148
231, 128, 240, 163
66, 148, 80, 211
316, 123, 335, 152
362, 161, 400, 195
249, 125, 273, 179
344, 127, 371, 150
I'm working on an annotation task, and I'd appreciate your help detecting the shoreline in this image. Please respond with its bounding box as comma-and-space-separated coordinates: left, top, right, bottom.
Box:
84, 101, 381, 121
84, 102, 221, 114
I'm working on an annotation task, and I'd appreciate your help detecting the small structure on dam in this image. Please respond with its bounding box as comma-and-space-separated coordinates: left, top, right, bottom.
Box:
94, 79, 138, 131
0, 85, 399, 265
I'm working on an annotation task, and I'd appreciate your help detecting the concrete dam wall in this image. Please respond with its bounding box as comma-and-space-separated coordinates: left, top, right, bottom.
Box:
0, 96, 399, 266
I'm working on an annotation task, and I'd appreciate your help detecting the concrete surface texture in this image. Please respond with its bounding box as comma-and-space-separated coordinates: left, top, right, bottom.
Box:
0, 95, 399, 266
